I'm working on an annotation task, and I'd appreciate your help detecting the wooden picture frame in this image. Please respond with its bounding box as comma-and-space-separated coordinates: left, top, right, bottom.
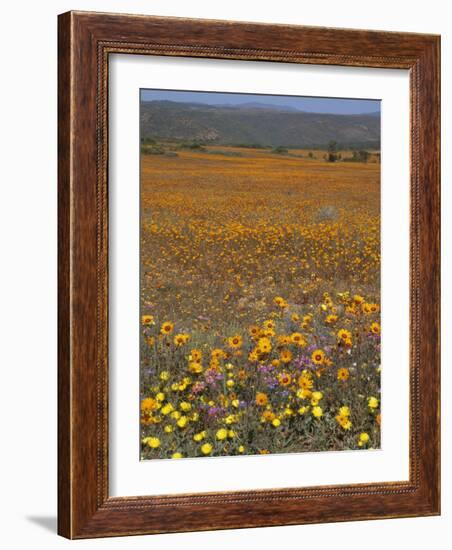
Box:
58, 10, 440, 538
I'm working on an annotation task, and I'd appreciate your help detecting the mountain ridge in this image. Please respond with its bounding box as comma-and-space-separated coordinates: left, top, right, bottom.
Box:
140, 100, 381, 148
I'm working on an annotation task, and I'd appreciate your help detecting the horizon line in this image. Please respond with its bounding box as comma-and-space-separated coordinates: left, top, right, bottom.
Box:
141, 98, 380, 117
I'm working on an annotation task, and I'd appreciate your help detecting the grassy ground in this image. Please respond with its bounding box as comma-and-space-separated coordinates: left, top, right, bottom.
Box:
140, 146, 381, 460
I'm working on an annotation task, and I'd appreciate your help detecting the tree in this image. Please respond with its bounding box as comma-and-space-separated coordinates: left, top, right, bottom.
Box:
352, 150, 370, 163
327, 140, 338, 162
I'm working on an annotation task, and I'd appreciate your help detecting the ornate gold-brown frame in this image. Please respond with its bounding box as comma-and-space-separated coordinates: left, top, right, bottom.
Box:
58, 11, 440, 538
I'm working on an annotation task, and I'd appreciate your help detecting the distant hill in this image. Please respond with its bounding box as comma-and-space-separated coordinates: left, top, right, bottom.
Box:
140, 100, 380, 149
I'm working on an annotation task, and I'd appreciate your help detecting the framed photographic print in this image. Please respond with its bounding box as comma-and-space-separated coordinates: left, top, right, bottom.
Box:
58, 11, 440, 538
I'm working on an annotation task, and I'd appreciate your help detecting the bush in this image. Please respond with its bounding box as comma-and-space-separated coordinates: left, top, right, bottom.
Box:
316, 205, 338, 222
178, 141, 205, 151
272, 146, 289, 154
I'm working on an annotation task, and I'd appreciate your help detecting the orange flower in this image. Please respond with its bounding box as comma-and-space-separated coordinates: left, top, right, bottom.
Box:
255, 392, 268, 406
160, 321, 174, 335
279, 348, 293, 363
290, 332, 307, 347
337, 367, 350, 381
311, 349, 325, 365
278, 372, 292, 386
228, 335, 243, 349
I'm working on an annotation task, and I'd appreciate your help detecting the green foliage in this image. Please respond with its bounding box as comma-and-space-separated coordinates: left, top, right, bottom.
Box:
178, 141, 205, 151
272, 146, 289, 154
141, 144, 165, 155
343, 150, 371, 163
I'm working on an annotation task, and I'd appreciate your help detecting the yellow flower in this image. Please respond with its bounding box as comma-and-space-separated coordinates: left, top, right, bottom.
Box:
248, 349, 259, 362
312, 406, 323, 418
161, 403, 174, 415
164, 425, 173, 433
257, 337, 272, 354
368, 396, 379, 409
339, 406, 350, 417
298, 406, 308, 415
278, 372, 292, 386
298, 371, 314, 390
189, 361, 203, 374
277, 335, 291, 346
290, 332, 306, 347
274, 296, 288, 308
227, 335, 243, 349
238, 445, 245, 453
142, 314, 155, 325
211, 348, 226, 360
336, 414, 352, 430
216, 428, 228, 440
337, 368, 350, 381
160, 321, 174, 335
311, 349, 325, 365
172, 452, 183, 459
297, 388, 312, 399
359, 432, 370, 443
146, 336, 155, 346
272, 418, 281, 427
159, 371, 170, 381
201, 443, 213, 455
156, 392, 165, 401
174, 333, 190, 346
179, 401, 191, 412
337, 329, 352, 343
228, 430, 236, 438
263, 319, 275, 330
312, 391, 323, 401
226, 379, 234, 388
362, 302, 380, 314
147, 437, 160, 449
225, 414, 237, 424
193, 431, 206, 442
280, 349, 292, 363
232, 399, 239, 408
325, 314, 338, 324
177, 416, 189, 428
370, 322, 381, 335
248, 325, 260, 338
190, 349, 203, 362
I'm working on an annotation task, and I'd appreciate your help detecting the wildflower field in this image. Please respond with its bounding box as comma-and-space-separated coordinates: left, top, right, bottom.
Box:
140, 145, 381, 460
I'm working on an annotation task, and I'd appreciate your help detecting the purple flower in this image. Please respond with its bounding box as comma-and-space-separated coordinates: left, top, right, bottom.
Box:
204, 368, 224, 385
191, 381, 206, 394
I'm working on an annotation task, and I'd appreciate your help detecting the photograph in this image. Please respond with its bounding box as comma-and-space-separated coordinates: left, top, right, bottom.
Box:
139, 89, 382, 460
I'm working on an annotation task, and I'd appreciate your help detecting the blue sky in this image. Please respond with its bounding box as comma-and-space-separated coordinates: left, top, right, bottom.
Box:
140, 89, 380, 115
